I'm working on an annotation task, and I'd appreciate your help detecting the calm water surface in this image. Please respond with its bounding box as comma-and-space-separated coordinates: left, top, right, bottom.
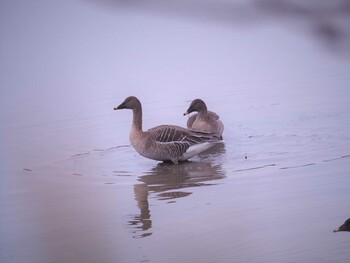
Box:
1, 1, 350, 262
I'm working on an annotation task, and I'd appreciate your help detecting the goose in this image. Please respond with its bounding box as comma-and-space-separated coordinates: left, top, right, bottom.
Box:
114, 96, 221, 164
334, 218, 350, 232
183, 99, 224, 138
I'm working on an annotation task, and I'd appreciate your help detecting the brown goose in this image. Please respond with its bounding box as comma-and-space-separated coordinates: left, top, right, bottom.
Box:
334, 218, 350, 232
114, 96, 221, 164
183, 99, 224, 138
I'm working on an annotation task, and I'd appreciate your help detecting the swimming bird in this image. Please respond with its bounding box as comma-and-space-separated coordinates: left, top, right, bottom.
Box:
334, 218, 350, 232
114, 96, 221, 164
183, 99, 224, 138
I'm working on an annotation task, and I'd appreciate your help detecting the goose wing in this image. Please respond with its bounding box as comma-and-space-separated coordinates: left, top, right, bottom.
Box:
146, 125, 191, 158
208, 111, 220, 120
147, 125, 219, 156
148, 125, 189, 143
148, 125, 219, 144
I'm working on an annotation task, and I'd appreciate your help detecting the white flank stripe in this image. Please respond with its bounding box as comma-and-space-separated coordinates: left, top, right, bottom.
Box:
180, 142, 216, 160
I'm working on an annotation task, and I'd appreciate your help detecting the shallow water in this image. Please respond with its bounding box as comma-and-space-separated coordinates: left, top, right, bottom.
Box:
1, 1, 350, 262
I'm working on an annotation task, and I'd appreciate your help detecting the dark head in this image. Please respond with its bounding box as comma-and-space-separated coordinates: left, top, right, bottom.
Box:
114, 96, 141, 111
183, 99, 207, 116
334, 218, 350, 232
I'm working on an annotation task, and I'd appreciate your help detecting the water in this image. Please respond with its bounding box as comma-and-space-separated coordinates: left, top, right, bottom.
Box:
1, 1, 350, 262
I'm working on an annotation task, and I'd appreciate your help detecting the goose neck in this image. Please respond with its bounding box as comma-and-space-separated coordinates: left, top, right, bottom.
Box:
132, 106, 143, 131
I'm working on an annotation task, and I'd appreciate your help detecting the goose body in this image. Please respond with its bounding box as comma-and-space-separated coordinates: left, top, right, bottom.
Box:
114, 96, 220, 164
184, 99, 224, 138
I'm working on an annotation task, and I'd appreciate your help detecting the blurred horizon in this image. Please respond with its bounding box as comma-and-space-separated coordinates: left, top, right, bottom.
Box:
88, 0, 350, 55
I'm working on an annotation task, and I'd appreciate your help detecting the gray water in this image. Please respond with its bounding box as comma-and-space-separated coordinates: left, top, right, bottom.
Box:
1, 1, 350, 262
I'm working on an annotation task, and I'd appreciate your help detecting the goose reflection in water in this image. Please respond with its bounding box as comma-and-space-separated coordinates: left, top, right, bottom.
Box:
128, 144, 226, 238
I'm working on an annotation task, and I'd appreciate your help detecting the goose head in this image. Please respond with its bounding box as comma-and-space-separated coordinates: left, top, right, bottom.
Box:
114, 96, 141, 111
334, 218, 350, 232
183, 99, 207, 116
